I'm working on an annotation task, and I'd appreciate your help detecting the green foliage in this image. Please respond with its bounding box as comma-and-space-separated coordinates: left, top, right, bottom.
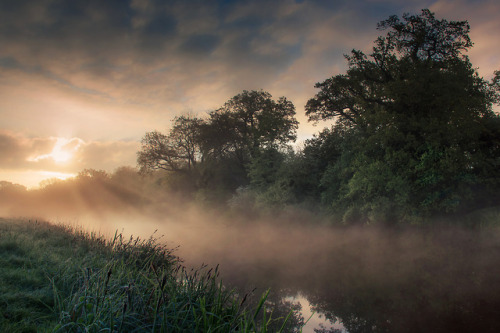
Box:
248, 148, 286, 192
303, 9, 500, 224
0, 219, 75, 332
138, 90, 298, 201
209, 90, 298, 156
133, 9, 500, 225
0, 218, 294, 332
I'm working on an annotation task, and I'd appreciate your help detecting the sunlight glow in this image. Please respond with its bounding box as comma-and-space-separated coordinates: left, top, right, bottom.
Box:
37, 171, 76, 184
0, 170, 77, 189
30, 137, 83, 164
51, 139, 73, 163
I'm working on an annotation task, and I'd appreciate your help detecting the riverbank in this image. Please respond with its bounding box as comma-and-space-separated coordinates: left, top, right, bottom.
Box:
0, 218, 288, 332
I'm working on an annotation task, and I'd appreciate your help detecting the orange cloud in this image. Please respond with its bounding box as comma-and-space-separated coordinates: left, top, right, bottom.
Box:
0, 130, 139, 186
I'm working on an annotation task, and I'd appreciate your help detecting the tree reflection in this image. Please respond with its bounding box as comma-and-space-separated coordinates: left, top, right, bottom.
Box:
236, 287, 305, 332
264, 289, 305, 333
299, 228, 500, 333
215, 226, 500, 333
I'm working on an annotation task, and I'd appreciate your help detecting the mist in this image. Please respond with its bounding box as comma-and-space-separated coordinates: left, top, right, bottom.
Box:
2, 169, 500, 332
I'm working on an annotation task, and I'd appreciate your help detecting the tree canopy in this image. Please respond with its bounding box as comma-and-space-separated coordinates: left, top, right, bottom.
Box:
137, 10, 499, 225
201, 90, 298, 163
304, 9, 499, 223
137, 90, 298, 201
305, 9, 491, 125
137, 115, 203, 173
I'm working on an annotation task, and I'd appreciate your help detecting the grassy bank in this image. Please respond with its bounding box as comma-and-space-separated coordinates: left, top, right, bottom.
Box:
0, 218, 286, 332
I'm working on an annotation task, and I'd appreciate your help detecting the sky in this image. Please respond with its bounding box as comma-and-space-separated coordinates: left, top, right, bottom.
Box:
0, 0, 499, 188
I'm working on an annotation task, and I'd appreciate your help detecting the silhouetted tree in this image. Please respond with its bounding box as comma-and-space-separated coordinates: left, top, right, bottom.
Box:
305, 9, 500, 223
77, 168, 109, 180
137, 90, 298, 201
199, 90, 298, 200
203, 90, 298, 164
137, 115, 203, 174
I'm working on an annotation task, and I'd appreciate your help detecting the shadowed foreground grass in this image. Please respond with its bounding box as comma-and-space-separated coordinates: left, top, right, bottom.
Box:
0, 218, 289, 332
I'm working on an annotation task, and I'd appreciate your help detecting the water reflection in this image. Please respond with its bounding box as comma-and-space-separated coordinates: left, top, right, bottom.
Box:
288, 294, 344, 333
77, 214, 500, 332
299, 228, 500, 332
176, 225, 500, 333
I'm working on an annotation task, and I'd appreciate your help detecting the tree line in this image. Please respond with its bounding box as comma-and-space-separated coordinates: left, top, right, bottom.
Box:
137, 9, 500, 225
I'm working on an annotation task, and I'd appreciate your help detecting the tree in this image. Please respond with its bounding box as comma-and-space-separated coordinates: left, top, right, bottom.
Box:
137, 115, 203, 174
197, 90, 298, 200
204, 90, 298, 164
305, 9, 500, 223
77, 169, 109, 180
137, 90, 298, 202
306, 9, 484, 126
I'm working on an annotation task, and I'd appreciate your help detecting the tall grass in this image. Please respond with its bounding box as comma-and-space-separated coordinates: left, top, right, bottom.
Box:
0, 218, 291, 332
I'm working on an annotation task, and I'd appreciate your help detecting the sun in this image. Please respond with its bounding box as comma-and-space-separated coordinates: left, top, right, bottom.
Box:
50, 138, 74, 163
30, 137, 83, 164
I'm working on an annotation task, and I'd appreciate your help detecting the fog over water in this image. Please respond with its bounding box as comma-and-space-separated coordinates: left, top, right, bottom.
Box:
2, 176, 500, 332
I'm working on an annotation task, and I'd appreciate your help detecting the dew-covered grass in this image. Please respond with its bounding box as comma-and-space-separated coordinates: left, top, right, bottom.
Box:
0, 218, 289, 332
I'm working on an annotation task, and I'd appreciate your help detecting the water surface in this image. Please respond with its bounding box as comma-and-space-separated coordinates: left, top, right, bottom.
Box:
167, 220, 500, 332
54, 210, 500, 332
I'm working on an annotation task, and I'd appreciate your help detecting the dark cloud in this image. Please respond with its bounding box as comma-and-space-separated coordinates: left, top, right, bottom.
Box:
180, 34, 220, 55
142, 14, 177, 36
0, 0, 374, 105
0, 57, 20, 70
0, 0, 310, 87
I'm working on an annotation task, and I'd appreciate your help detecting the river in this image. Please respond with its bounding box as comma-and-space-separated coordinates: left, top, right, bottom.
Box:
62, 210, 500, 332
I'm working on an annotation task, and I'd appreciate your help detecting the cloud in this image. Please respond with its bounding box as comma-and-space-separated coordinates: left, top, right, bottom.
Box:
180, 34, 220, 55
0, 0, 498, 147
0, 131, 54, 168
0, 0, 369, 113
74, 140, 140, 171
0, 131, 139, 176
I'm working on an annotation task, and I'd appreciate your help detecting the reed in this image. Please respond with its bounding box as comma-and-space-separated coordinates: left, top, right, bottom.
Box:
0, 218, 291, 332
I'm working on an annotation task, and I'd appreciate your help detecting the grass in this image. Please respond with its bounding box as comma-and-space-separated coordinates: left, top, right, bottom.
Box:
0, 218, 290, 332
